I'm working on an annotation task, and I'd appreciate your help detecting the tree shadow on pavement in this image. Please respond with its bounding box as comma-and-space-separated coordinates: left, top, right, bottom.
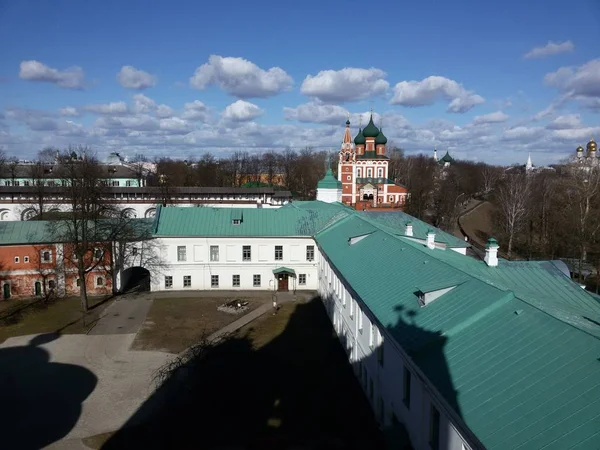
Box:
0, 332, 97, 450
102, 298, 384, 450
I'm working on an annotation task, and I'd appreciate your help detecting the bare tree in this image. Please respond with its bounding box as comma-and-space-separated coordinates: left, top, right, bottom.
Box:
129, 153, 148, 187
482, 165, 501, 194
48, 146, 116, 312
495, 173, 531, 258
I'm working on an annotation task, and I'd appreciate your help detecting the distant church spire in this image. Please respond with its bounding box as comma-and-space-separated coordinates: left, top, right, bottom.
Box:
526, 153, 533, 171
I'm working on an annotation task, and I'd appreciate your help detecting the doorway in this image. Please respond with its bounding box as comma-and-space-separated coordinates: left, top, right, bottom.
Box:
35, 281, 41, 296
277, 274, 289, 291
3, 283, 10, 299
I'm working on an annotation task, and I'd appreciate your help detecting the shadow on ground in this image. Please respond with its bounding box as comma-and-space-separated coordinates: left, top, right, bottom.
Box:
102, 298, 385, 450
0, 333, 97, 450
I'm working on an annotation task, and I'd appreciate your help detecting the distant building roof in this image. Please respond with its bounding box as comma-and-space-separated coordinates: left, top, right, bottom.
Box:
317, 169, 342, 189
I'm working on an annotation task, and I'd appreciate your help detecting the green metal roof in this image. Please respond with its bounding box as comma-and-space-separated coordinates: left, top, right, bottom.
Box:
439, 151, 454, 163
356, 177, 403, 186
375, 129, 388, 145
152, 204, 351, 237
0, 218, 154, 245
272, 267, 295, 275
317, 169, 342, 189
362, 115, 380, 138
315, 214, 600, 450
354, 128, 365, 145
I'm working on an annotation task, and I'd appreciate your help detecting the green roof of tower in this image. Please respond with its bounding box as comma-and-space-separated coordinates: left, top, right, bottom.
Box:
354, 128, 365, 145
375, 128, 388, 145
439, 151, 454, 163
362, 115, 380, 138
317, 168, 342, 189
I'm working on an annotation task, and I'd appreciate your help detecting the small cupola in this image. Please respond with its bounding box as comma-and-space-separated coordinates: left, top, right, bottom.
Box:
375, 128, 387, 145
354, 128, 365, 145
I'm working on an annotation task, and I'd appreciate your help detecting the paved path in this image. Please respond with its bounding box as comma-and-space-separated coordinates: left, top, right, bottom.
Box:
0, 295, 173, 449
88, 296, 153, 335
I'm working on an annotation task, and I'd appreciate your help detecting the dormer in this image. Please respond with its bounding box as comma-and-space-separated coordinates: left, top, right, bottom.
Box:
415, 282, 458, 307
231, 210, 243, 225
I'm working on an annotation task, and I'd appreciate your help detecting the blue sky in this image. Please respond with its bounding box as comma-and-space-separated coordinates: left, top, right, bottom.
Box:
0, 0, 598, 165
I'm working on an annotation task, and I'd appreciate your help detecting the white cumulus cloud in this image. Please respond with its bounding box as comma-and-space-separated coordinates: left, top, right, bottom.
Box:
524, 41, 574, 59
222, 100, 264, 122
544, 59, 600, 109
59, 107, 81, 117
181, 100, 209, 121
116, 66, 157, 90
156, 104, 175, 118
189, 55, 293, 98
300, 68, 389, 103
19, 60, 85, 90
472, 111, 509, 125
391, 76, 484, 113
284, 102, 349, 125
131, 94, 156, 114
546, 114, 581, 130
85, 101, 130, 115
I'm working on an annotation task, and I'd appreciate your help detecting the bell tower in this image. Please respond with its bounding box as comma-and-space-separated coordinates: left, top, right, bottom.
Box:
339, 117, 356, 205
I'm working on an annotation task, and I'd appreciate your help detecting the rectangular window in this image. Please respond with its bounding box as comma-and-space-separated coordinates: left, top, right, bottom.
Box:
306, 245, 315, 261
165, 276, 173, 289
232, 219, 241, 225
177, 246, 187, 262
429, 405, 440, 450
24, 180, 30, 186
126, 180, 132, 187
132, 247, 138, 256
14, 256, 19, 263
42, 250, 51, 262
232, 274, 240, 287
211, 275, 219, 288
299, 274, 306, 285
112, 181, 119, 187
96, 277, 103, 287
94, 248, 102, 259
357, 168, 362, 177
14, 181, 19, 186
24, 256, 29, 263
253, 274, 261, 287
367, 168, 373, 177
403, 367, 412, 409
183, 275, 191, 288
242, 245, 251, 261
274, 245, 283, 261
210, 245, 219, 262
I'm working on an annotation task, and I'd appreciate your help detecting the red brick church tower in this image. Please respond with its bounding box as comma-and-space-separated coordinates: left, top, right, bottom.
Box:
337, 114, 408, 209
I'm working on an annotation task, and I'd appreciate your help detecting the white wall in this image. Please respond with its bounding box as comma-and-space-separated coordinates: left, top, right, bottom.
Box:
149, 236, 319, 292
316, 248, 473, 450
317, 187, 342, 203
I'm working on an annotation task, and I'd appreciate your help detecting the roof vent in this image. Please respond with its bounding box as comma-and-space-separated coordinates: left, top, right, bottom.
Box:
348, 233, 372, 246
416, 285, 457, 307
405, 222, 413, 237
514, 309, 524, 316
426, 229, 435, 250
485, 237, 499, 267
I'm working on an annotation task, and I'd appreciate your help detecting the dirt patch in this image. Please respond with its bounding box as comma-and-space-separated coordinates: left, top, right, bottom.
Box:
460, 201, 496, 247
0, 296, 113, 343
131, 296, 265, 353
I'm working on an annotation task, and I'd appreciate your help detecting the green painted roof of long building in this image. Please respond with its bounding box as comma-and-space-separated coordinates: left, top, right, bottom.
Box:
152, 204, 351, 237
315, 213, 600, 450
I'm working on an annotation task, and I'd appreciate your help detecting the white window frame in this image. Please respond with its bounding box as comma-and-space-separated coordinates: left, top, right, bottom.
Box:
242, 245, 251, 261
95, 276, 104, 287
14, 256, 19, 263
253, 274, 261, 287
306, 245, 315, 261
274, 245, 283, 261
183, 275, 191, 288
165, 276, 173, 289
24, 256, 29, 263
41, 249, 52, 263
299, 274, 306, 285
177, 246, 187, 262
210, 245, 219, 262
211, 275, 219, 288
232, 274, 240, 287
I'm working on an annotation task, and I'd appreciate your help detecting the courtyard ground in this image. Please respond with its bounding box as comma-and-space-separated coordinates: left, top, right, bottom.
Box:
0, 295, 112, 343
459, 201, 495, 247
91, 298, 385, 450
131, 293, 265, 353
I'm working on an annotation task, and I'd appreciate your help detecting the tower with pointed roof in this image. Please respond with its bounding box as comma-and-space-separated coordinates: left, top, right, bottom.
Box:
336, 114, 408, 209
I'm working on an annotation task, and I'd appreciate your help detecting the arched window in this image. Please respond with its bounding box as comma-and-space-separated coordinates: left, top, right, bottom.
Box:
357, 168, 362, 177
378, 168, 383, 178
48, 280, 56, 289
367, 168, 373, 178
96, 277, 104, 287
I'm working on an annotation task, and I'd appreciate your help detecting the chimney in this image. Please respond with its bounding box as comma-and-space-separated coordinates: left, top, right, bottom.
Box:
405, 222, 413, 237
484, 237, 499, 267
426, 229, 435, 250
